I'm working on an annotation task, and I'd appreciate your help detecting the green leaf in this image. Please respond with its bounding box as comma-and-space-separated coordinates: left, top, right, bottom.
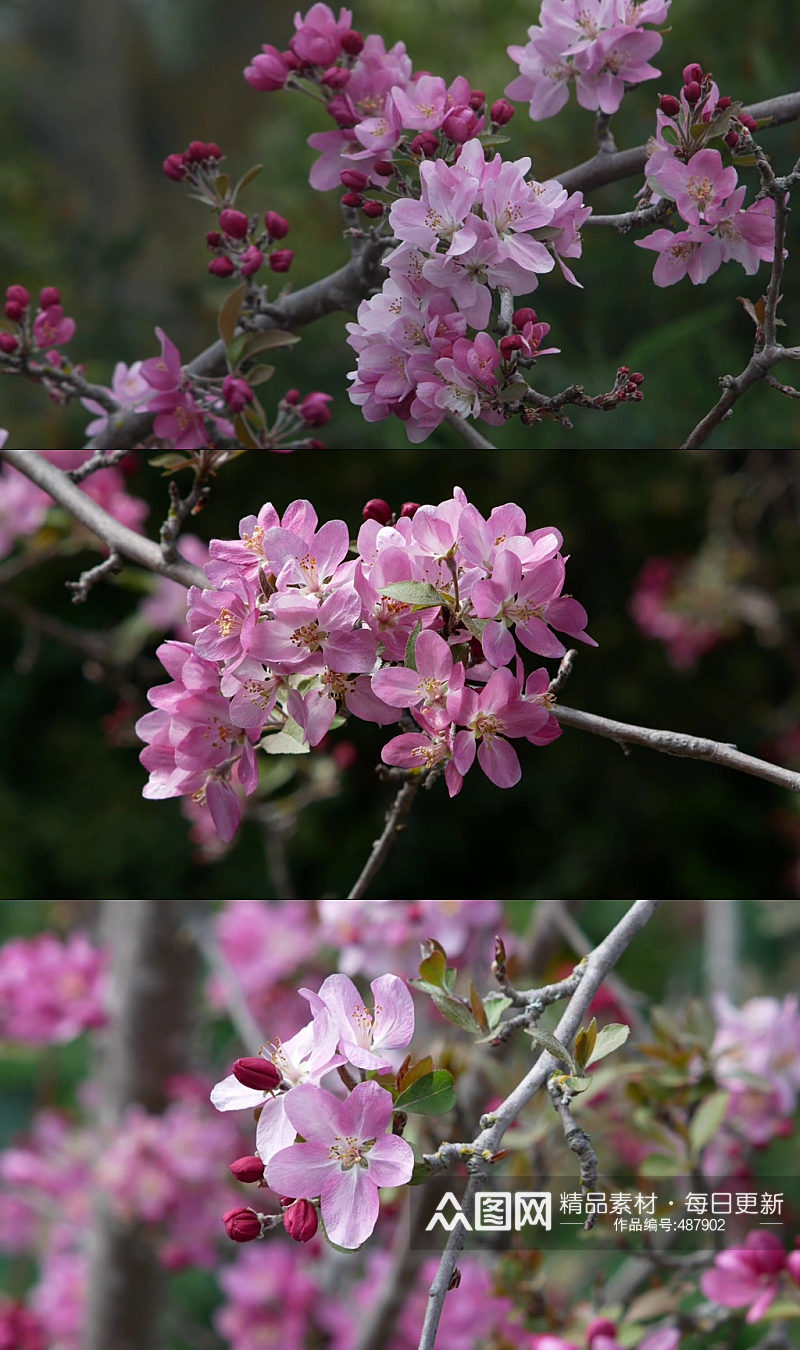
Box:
233, 413, 261, 450
660, 126, 680, 146
418, 948, 447, 987
404, 618, 423, 671
559, 1075, 592, 1093
460, 613, 488, 641
394, 1070, 456, 1115
260, 720, 310, 755
215, 173, 231, 198
409, 1158, 434, 1186
525, 1027, 576, 1073
218, 281, 248, 349
226, 333, 250, 370
589, 1022, 630, 1064
427, 989, 481, 1033
241, 329, 301, 358
499, 382, 530, 403
688, 1090, 730, 1154
638, 1153, 685, 1177
397, 1055, 434, 1095
234, 163, 264, 196
469, 982, 489, 1034
477, 133, 511, 149
574, 1018, 598, 1070
483, 992, 512, 1032
379, 581, 447, 610
246, 364, 276, 386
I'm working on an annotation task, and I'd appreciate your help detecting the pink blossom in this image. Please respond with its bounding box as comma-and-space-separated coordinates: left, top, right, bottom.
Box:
472, 546, 596, 665
302, 972, 415, 1070
140, 326, 182, 392
244, 587, 377, 674
0, 932, 107, 1044
148, 387, 208, 449
81, 360, 151, 437
265, 1080, 414, 1248
651, 148, 739, 226
389, 75, 449, 131
448, 665, 552, 789
215, 1244, 318, 1350
371, 629, 465, 720
245, 44, 293, 91
701, 1230, 787, 1322
291, 4, 353, 67
636, 225, 724, 286
0, 464, 51, 557
31, 304, 75, 348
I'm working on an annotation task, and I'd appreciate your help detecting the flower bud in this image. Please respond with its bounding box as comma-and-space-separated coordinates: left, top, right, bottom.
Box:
163, 153, 187, 180
219, 208, 249, 239
683, 80, 702, 105
222, 1207, 262, 1242
283, 389, 300, 405
468, 89, 485, 112
300, 391, 332, 426
341, 192, 364, 208
327, 95, 358, 127
240, 245, 264, 277
490, 98, 514, 125
208, 257, 236, 278
0, 332, 19, 353
340, 30, 364, 56
628, 371, 644, 385
399, 501, 420, 519
232, 1056, 281, 1092
682, 63, 703, 85
321, 66, 350, 89
410, 131, 439, 157
512, 307, 537, 329
269, 249, 294, 272
724, 130, 740, 148
340, 169, 368, 190
739, 112, 757, 131
206, 231, 223, 248
362, 199, 384, 218
363, 498, 393, 525
39, 287, 61, 310
308, 439, 326, 449
6, 285, 30, 307
787, 1250, 800, 1285
717, 95, 732, 110
283, 1199, 318, 1243
658, 94, 681, 116
264, 210, 289, 239
245, 46, 292, 91
373, 160, 394, 177
587, 1318, 618, 1345
4, 301, 25, 323
229, 1155, 265, 1183
222, 375, 255, 413
442, 107, 480, 143
499, 334, 525, 359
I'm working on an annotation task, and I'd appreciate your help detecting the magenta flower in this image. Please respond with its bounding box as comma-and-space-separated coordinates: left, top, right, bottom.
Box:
302, 972, 415, 1070
245, 587, 377, 674
370, 629, 464, 719
265, 1080, 414, 1248
448, 665, 550, 788
141, 326, 182, 392
472, 546, 596, 666
32, 305, 75, 348
245, 45, 292, 91
701, 1231, 787, 1323
652, 147, 739, 227
290, 3, 353, 67
636, 225, 724, 287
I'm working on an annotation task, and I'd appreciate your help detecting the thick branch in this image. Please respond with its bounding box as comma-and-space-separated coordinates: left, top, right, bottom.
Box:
418, 898, 662, 1350
0, 448, 209, 589
553, 702, 800, 793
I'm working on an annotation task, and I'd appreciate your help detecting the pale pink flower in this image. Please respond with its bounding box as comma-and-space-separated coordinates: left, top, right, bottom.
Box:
265, 1080, 414, 1248
701, 1231, 787, 1323
290, 4, 353, 66
652, 147, 739, 226
636, 225, 724, 286
32, 305, 75, 348
301, 972, 415, 1070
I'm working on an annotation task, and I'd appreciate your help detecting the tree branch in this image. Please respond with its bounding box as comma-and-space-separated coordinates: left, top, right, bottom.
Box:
0, 448, 209, 589
444, 413, 498, 449
552, 702, 800, 793
417, 897, 662, 1350
347, 777, 422, 899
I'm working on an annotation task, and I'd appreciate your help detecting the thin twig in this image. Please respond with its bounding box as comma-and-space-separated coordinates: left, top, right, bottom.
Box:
67, 449, 134, 482
547, 1078, 599, 1230
444, 414, 497, 449
65, 549, 123, 602
552, 702, 800, 793
0, 448, 209, 589
347, 777, 421, 899
417, 898, 663, 1350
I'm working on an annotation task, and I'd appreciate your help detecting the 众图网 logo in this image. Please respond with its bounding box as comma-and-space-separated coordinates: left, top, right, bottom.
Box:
424, 1190, 552, 1233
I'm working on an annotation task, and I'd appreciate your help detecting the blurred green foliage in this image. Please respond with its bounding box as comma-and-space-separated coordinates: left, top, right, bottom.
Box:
0, 0, 798, 448
1, 449, 798, 899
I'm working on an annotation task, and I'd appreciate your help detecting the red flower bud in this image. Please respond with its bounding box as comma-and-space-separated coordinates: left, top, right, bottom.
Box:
399, 501, 420, 519
322, 66, 351, 89
512, 307, 537, 329
222, 1207, 262, 1242
468, 89, 485, 111
184, 140, 209, 163
300, 391, 332, 426
340, 29, 364, 56
682, 63, 703, 85
6, 285, 30, 308
283, 1199, 318, 1243
39, 287, 61, 310
264, 210, 289, 239
163, 153, 187, 180
0, 333, 19, 353
490, 98, 514, 125
725, 130, 740, 148
363, 498, 393, 525
629, 371, 644, 385
240, 245, 264, 277
373, 160, 394, 177
283, 389, 300, 405
208, 257, 236, 278
587, 1318, 618, 1346
269, 249, 294, 272
222, 375, 255, 413
717, 96, 732, 110
229, 1155, 265, 1183
206, 231, 223, 248
658, 94, 681, 116
206, 143, 223, 161
739, 112, 757, 131
499, 334, 525, 359
340, 169, 368, 190
341, 192, 364, 207
4, 301, 25, 323
683, 81, 702, 105
232, 1056, 281, 1092
410, 131, 439, 157
308, 439, 326, 449
362, 199, 384, 218
327, 95, 358, 128
442, 107, 480, 144
219, 208, 250, 239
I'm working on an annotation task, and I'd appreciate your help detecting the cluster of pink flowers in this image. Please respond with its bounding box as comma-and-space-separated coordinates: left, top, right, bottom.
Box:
0, 449, 147, 561
637, 67, 775, 285
628, 555, 728, 669
346, 137, 587, 441
529, 1321, 679, 1350
212, 972, 416, 1248
701, 1230, 800, 1323
506, 0, 671, 121
1, 283, 76, 357
136, 488, 594, 841
0, 931, 107, 1044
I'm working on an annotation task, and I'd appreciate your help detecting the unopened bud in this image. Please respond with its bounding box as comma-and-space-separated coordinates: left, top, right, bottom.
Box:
4, 301, 25, 323
468, 89, 485, 111
6, 285, 30, 307
269, 249, 294, 272
163, 153, 187, 180
725, 130, 740, 148
362, 199, 384, 218
658, 94, 680, 116
208, 257, 235, 278
410, 132, 439, 157
363, 498, 393, 525
683, 80, 702, 105
373, 160, 394, 177
682, 63, 703, 85
490, 98, 514, 125
717, 96, 732, 110
399, 501, 420, 519
240, 245, 264, 277
341, 192, 364, 207
738, 112, 757, 131
283, 1198, 318, 1242
229, 1155, 265, 1183
219, 208, 250, 240
264, 210, 289, 239
0, 333, 19, 353
340, 169, 368, 190
512, 307, 537, 329
340, 29, 364, 56
587, 1318, 618, 1345
206, 231, 223, 248
300, 391, 332, 426
232, 1056, 281, 1092
322, 65, 351, 89
222, 1207, 262, 1242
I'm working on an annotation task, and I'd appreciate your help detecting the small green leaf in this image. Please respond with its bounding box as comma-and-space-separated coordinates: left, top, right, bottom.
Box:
234, 163, 264, 196
241, 329, 301, 357
525, 1027, 576, 1073
639, 1153, 685, 1177
379, 581, 447, 609
469, 982, 489, 1035
499, 382, 530, 403
589, 1022, 630, 1064
429, 990, 481, 1033
574, 1018, 598, 1071
218, 281, 248, 349
226, 333, 250, 370
477, 133, 511, 148
460, 613, 488, 641
409, 1158, 434, 1185
260, 720, 310, 755
404, 618, 423, 671
246, 364, 276, 386
559, 1075, 592, 1093
688, 1090, 730, 1155
394, 1070, 456, 1115
397, 1055, 434, 1095
660, 126, 680, 146
418, 949, 447, 987
215, 173, 231, 198
483, 992, 512, 1032
233, 413, 261, 449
